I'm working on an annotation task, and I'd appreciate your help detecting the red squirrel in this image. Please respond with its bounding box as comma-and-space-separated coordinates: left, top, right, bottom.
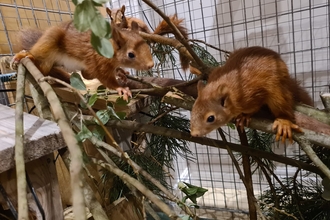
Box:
190, 46, 313, 143
12, 20, 154, 100
106, 5, 151, 33
106, 6, 190, 72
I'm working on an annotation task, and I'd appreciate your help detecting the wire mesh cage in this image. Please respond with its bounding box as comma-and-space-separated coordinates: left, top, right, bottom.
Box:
0, 0, 329, 219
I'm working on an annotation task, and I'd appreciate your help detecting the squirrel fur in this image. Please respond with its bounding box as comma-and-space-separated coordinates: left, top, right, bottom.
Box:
106, 6, 190, 71
190, 46, 313, 142
13, 21, 154, 100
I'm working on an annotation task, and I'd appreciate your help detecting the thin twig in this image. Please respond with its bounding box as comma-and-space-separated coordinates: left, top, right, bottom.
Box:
20, 58, 86, 220
91, 158, 181, 220
141, 0, 209, 71
86, 135, 197, 218
216, 128, 267, 220
188, 39, 231, 54
294, 136, 330, 181
259, 201, 299, 220
41, 76, 125, 155
126, 75, 163, 89
15, 64, 29, 220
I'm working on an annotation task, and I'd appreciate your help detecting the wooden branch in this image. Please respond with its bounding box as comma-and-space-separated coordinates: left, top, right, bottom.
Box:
236, 128, 257, 220
20, 58, 86, 220
25, 72, 53, 121
217, 129, 266, 220
59, 149, 109, 220
163, 94, 330, 149
84, 135, 197, 218
91, 158, 181, 220
102, 119, 322, 176
15, 64, 29, 220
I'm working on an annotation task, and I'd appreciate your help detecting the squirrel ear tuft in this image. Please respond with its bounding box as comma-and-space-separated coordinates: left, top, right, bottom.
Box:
120, 5, 126, 14
131, 21, 139, 32
106, 7, 112, 19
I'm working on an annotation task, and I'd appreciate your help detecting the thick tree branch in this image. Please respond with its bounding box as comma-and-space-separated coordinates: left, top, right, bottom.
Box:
20, 58, 86, 220
101, 119, 322, 176
15, 64, 29, 220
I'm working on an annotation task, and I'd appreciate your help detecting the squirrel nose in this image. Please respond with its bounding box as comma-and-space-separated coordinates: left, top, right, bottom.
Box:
190, 130, 199, 137
147, 61, 154, 69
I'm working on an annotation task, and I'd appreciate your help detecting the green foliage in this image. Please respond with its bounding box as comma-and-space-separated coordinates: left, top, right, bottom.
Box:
190, 43, 222, 67
73, 0, 113, 58
246, 128, 275, 173
101, 99, 194, 203
260, 176, 330, 220
178, 181, 208, 208
70, 72, 86, 90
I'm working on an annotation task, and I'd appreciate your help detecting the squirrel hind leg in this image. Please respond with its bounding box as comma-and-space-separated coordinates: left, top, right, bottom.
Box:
272, 118, 302, 143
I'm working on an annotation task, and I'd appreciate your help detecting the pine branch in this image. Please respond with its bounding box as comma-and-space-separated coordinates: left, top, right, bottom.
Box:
15, 64, 29, 220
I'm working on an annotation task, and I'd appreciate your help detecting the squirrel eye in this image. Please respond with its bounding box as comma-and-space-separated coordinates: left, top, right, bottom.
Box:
128, 52, 135, 58
207, 115, 215, 123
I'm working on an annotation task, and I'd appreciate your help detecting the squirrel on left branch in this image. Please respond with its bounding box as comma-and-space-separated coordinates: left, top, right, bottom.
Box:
12, 11, 188, 101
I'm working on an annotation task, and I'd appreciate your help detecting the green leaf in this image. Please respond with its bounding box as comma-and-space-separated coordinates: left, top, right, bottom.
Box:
76, 124, 93, 142
116, 96, 130, 105
92, 0, 109, 4
115, 112, 126, 120
227, 122, 236, 130
181, 215, 190, 220
97, 85, 106, 93
95, 109, 110, 125
107, 106, 122, 120
88, 93, 98, 107
92, 125, 105, 140
79, 93, 88, 109
91, 32, 114, 58
70, 72, 86, 90
89, 10, 111, 38
73, 1, 94, 32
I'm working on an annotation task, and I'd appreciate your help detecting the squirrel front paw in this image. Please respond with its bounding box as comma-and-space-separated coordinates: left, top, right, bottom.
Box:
10, 50, 35, 70
116, 87, 132, 101
272, 118, 303, 143
235, 114, 251, 132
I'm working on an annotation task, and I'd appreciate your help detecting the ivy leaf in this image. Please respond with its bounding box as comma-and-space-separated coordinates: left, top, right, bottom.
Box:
115, 112, 126, 120
76, 124, 93, 142
89, 10, 111, 38
92, 125, 105, 140
73, 1, 94, 32
107, 106, 122, 120
91, 32, 114, 58
79, 93, 88, 109
88, 93, 98, 107
92, 0, 109, 4
70, 72, 86, 90
116, 96, 130, 105
95, 109, 110, 125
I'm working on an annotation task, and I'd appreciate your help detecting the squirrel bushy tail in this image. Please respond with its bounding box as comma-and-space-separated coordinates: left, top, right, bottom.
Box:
18, 28, 43, 50
153, 14, 190, 71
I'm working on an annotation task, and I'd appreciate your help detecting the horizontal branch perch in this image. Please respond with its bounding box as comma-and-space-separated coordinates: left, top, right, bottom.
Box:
104, 119, 322, 176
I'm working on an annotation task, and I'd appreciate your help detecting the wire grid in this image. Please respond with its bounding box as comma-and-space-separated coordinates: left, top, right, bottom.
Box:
0, 0, 329, 218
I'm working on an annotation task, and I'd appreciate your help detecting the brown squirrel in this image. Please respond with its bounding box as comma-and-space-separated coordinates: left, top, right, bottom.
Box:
190, 46, 313, 143
106, 5, 151, 33
12, 20, 154, 100
106, 6, 190, 71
